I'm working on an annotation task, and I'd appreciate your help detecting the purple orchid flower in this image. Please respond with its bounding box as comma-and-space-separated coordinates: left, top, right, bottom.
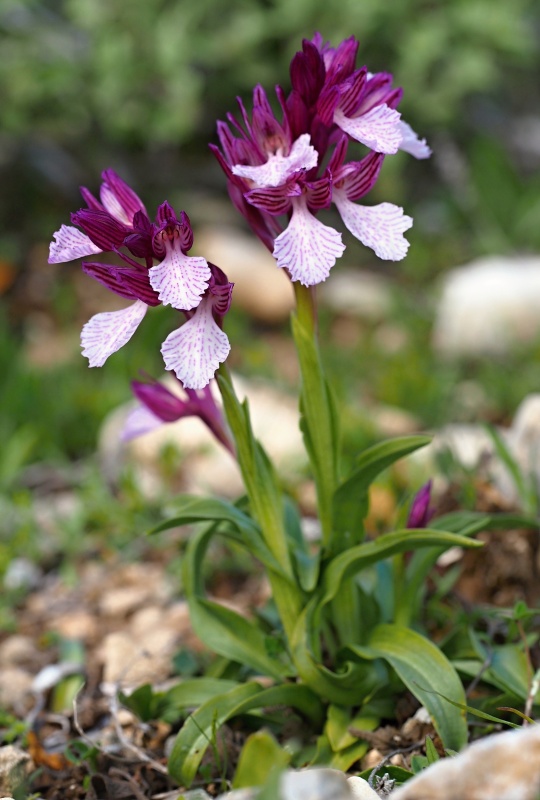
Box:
122, 376, 234, 455
49, 171, 233, 389
407, 480, 436, 529
212, 34, 430, 287
311, 34, 431, 159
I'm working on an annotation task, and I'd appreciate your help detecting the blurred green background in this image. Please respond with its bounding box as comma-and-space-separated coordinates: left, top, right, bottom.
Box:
2, 0, 540, 596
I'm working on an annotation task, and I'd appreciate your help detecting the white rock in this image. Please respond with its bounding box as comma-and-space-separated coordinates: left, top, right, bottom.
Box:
433, 255, 540, 356
347, 775, 381, 799
320, 268, 393, 322
196, 225, 295, 323
0, 746, 31, 795
418, 393, 540, 506
392, 724, 540, 800
281, 768, 351, 800
3, 558, 41, 592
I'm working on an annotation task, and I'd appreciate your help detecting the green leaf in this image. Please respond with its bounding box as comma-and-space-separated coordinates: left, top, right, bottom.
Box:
183, 524, 293, 680
161, 678, 240, 712
468, 635, 531, 699
291, 600, 388, 705
168, 682, 324, 785
233, 730, 290, 788
283, 495, 320, 591
325, 706, 378, 752
417, 686, 521, 729
149, 494, 287, 578
352, 624, 469, 750
332, 436, 432, 550
291, 529, 480, 705
425, 736, 440, 764
321, 528, 482, 609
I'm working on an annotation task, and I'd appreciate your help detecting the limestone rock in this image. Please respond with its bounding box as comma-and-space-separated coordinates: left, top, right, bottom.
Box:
392, 724, 540, 800
433, 256, 540, 356
320, 268, 393, 322
281, 768, 352, 800
347, 775, 381, 799
0, 746, 31, 795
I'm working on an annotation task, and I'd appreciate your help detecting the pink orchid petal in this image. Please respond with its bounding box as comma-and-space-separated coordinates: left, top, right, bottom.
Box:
81, 299, 148, 367
399, 120, 432, 159
161, 298, 230, 390
149, 247, 211, 311
121, 404, 163, 441
232, 133, 318, 187
48, 225, 102, 264
273, 198, 345, 286
334, 104, 402, 154
334, 191, 412, 261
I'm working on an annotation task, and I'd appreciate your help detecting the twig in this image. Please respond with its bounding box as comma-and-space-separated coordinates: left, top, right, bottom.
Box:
109, 688, 169, 776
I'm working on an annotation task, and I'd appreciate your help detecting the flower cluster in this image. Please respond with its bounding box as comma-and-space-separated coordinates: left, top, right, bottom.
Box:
49, 170, 233, 389
212, 33, 430, 287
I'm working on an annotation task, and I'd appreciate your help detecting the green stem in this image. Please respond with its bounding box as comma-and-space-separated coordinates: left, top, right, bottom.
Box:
215, 363, 303, 642
292, 283, 339, 552
294, 282, 317, 335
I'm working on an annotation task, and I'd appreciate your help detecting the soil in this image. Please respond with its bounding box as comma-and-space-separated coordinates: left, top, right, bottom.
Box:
1, 478, 539, 799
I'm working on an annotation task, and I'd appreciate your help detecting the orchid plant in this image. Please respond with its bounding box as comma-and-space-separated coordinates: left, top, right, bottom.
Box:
50, 34, 495, 785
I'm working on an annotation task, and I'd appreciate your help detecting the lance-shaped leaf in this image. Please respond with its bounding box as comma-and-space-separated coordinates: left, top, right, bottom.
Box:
332, 435, 432, 550
182, 523, 294, 680
350, 624, 468, 750
149, 495, 287, 578
168, 682, 324, 785
291, 528, 482, 705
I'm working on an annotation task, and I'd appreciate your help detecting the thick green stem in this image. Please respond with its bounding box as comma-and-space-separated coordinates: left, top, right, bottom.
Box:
292, 283, 339, 552
215, 363, 303, 642
294, 282, 318, 335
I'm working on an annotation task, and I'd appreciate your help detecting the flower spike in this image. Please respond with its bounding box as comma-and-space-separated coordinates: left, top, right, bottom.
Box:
49, 171, 233, 386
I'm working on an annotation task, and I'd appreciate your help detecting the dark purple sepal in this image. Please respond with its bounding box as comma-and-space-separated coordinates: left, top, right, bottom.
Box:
327, 135, 349, 173
124, 210, 154, 259
360, 72, 397, 113
338, 68, 368, 117
80, 186, 103, 212
285, 89, 310, 140
208, 263, 234, 316
305, 175, 333, 210
316, 85, 341, 127
131, 379, 191, 422
290, 40, 325, 107
82, 262, 160, 306
323, 36, 359, 83
101, 169, 147, 220
335, 151, 385, 201
245, 183, 295, 216
227, 184, 278, 252
71, 209, 129, 252
386, 87, 403, 110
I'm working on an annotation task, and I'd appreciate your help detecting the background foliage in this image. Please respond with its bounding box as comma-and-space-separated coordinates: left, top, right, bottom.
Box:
1, 0, 540, 574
